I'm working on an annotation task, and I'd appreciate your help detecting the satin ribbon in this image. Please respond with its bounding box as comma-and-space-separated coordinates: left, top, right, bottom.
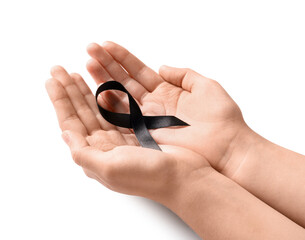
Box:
95, 81, 189, 151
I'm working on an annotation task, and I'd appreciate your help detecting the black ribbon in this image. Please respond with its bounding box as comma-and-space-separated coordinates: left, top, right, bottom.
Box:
95, 81, 189, 151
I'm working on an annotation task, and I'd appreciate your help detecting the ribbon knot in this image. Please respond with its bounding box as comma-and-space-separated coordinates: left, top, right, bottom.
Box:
95, 81, 189, 151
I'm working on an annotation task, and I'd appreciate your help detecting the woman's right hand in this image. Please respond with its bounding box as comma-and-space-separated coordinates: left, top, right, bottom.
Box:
86, 42, 254, 177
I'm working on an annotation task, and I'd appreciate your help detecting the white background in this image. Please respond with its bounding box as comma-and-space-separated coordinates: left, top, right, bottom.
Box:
0, 1, 304, 239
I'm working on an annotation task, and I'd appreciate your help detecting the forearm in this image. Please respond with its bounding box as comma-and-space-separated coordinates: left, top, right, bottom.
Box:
228, 128, 305, 227
166, 168, 305, 240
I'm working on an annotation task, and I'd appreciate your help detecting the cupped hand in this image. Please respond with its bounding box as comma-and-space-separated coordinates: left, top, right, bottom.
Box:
45, 66, 211, 204
86, 42, 252, 176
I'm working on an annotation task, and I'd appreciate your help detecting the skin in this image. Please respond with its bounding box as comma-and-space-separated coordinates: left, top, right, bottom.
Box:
87, 42, 305, 228
45, 42, 305, 239
86, 42, 247, 174
46, 66, 210, 202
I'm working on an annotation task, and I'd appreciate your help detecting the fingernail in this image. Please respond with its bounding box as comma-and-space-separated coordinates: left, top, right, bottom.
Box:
102, 41, 110, 47
160, 65, 169, 70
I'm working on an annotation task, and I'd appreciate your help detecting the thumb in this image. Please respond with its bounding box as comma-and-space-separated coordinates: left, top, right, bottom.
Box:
61, 130, 88, 152
159, 65, 196, 92
61, 131, 100, 169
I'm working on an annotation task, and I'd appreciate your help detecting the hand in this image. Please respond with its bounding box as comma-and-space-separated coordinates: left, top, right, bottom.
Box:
86, 43, 305, 229
45, 47, 305, 239
86, 42, 253, 176
45, 66, 211, 204
45, 57, 305, 240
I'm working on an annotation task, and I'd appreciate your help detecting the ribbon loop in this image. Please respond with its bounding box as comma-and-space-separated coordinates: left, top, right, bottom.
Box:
95, 81, 189, 151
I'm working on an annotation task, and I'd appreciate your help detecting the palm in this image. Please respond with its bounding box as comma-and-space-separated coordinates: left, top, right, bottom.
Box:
45, 66, 138, 150
87, 42, 246, 171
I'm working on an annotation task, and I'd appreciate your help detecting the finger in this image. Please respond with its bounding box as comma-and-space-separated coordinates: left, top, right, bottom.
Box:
95, 145, 170, 197
86, 59, 129, 113
87, 43, 148, 103
62, 131, 104, 170
45, 78, 87, 136
86, 58, 113, 83
159, 65, 197, 92
62, 130, 89, 161
62, 130, 115, 189
150, 127, 194, 154
62, 131, 120, 185
83, 62, 133, 134
50, 66, 101, 135
70, 72, 117, 131
102, 41, 163, 92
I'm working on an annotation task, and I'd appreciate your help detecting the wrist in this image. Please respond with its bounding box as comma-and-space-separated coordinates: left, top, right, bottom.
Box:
163, 167, 231, 238
163, 158, 305, 239
162, 166, 216, 215
220, 124, 264, 178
